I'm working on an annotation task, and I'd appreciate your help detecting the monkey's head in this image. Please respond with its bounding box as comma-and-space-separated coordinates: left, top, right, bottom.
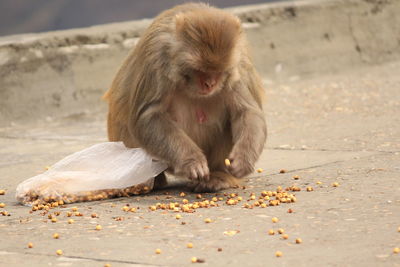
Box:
172, 8, 242, 98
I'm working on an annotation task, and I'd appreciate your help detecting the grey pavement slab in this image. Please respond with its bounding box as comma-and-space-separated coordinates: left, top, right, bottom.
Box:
0, 61, 400, 266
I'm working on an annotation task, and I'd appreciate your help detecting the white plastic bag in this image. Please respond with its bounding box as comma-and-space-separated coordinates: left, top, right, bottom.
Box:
16, 142, 168, 205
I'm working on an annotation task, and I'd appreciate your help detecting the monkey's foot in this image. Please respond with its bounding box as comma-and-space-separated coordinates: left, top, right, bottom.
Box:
187, 171, 241, 192
153, 172, 168, 189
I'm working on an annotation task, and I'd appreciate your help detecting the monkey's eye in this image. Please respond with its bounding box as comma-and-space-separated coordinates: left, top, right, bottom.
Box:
183, 74, 190, 81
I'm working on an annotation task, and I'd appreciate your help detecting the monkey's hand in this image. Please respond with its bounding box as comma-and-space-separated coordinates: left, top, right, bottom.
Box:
175, 154, 210, 181
227, 150, 254, 178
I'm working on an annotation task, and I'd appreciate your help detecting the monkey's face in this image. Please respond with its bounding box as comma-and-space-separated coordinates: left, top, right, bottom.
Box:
181, 68, 229, 98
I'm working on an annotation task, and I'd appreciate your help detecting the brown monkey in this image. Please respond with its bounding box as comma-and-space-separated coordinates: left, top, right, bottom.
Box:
104, 3, 267, 192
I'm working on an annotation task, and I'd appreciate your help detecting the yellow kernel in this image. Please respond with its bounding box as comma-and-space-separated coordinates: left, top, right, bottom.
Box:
191, 257, 198, 263
295, 238, 302, 244
306, 186, 314, 192
224, 159, 231, 166
393, 247, 399, 254
27, 242, 33, 248
122, 206, 130, 212
204, 218, 212, 223
0, 203, 5, 208
212, 197, 218, 202
260, 203, 267, 208
275, 251, 283, 257
227, 199, 236, 205
155, 248, 162, 254
66, 212, 72, 217
332, 182, 340, 187
51, 217, 57, 223
95, 225, 102, 230
250, 195, 256, 200
268, 229, 275, 235
256, 168, 263, 173
237, 196, 243, 201
68, 219, 74, 224
91, 213, 98, 218
182, 199, 189, 204
45, 166, 51, 170
149, 206, 157, 211
398, 226, 400, 232
53, 233, 59, 239
293, 175, 299, 180
282, 234, 289, 239
176, 214, 182, 220
71, 207, 78, 212
56, 249, 63, 256
130, 208, 136, 212
196, 194, 202, 199
104, 264, 111, 267
272, 217, 279, 223
179, 192, 186, 197
316, 181, 322, 185
0, 190, 5, 195
279, 169, 286, 173
277, 228, 284, 234
187, 243, 193, 248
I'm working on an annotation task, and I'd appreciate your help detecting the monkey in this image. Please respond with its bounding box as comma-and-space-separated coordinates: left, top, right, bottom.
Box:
103, 3, 267, 192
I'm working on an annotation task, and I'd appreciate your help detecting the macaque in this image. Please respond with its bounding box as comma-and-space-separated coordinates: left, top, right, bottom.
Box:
104, 3, 267, 192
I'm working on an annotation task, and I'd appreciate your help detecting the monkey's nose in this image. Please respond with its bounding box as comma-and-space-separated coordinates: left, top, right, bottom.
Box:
204, 80, 216, 89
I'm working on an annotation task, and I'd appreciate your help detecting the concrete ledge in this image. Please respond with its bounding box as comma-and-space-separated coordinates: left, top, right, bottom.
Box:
0, 0, 399, 125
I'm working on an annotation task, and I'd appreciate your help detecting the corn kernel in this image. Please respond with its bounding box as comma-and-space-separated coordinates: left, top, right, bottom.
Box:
149, 206, 157, 211
293, 175, 299, 180
204, 218, 212, 223
53, 233, 59, 239
104, 264, 111, 267
295, 238, 302, 244
122, 206, 130, 212
68, 219, 74, 224
56, 249, 63, 256
332, 182, 340, 187
179, 192, 186, 197
268, 229, 275, 235
95, 225, 102, 230
256, 168, 263, 173
316, 181, 322, 185
272, 217, 279, 223
282, 234, 289, 239
224, 159, 231, 166
130, 208, 136, 212
275, 251, 283, 257
71, 207, 78, 212
0, 203, 5, 208
187, 243, 193, 248
306, 187, 314, 192
155, 248, 162, 254
27, 242, 33, 248
277, 228, 284, 234
191, 257, 197, 263
51, 217, 57, 223
176, 214, 182, 219
393, 247, 400, 254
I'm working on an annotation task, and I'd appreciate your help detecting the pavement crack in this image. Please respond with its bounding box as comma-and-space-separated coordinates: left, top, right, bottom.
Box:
9, 250, 161, 266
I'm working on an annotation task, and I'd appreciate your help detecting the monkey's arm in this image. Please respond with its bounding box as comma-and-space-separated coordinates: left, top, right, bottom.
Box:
227, 83, 267, 178
131, 105, 210, 180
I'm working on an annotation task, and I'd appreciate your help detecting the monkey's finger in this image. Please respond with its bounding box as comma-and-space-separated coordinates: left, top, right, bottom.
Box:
190, 169, 198, 180
202, 164, 210, 181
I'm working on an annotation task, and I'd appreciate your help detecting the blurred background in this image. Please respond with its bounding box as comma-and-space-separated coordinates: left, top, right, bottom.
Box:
0, 0, 286, 37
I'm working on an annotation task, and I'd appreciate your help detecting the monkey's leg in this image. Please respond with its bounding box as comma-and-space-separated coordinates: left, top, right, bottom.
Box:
188, 171, 240, 193
153, 172, 168, 189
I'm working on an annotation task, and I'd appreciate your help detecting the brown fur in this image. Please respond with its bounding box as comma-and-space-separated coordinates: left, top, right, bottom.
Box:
104, 3, 267, 192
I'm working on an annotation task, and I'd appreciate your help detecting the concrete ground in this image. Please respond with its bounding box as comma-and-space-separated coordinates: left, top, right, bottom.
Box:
0, 60, 400, 267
